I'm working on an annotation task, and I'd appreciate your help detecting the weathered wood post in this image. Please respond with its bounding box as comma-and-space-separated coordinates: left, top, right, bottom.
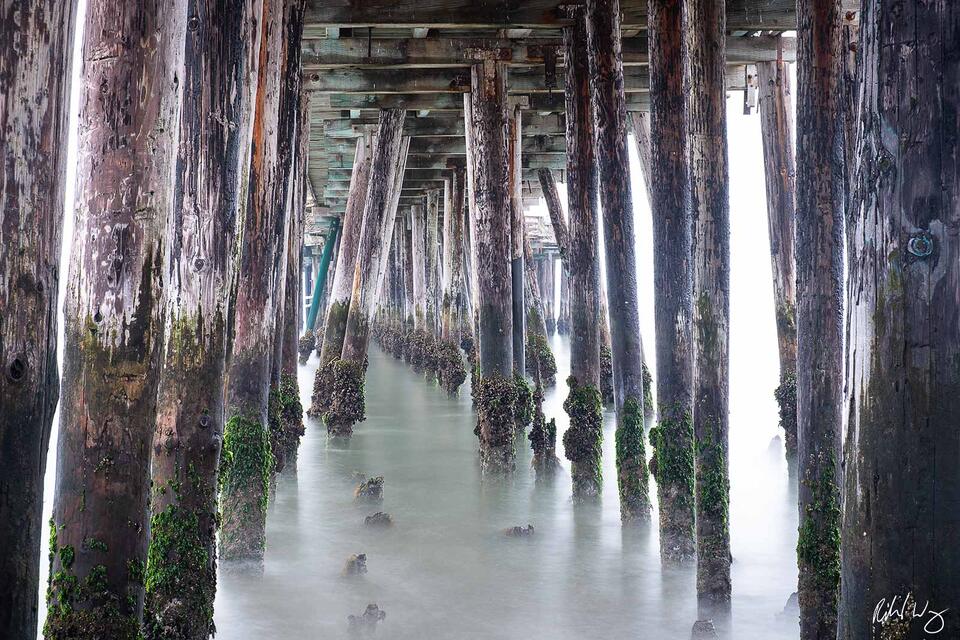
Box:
538, 257, 556, 334
323, 110, 408, 434
143, 0, 264, 636
522, 234, 557, 386
561, 8, 605, 500
648, 0, 697, 564
46, 1, 187, 636
424, 188, 441, 372
509, 104, 526, 380
438, 166, 469, 394
840, 3, 959, 637
585, 0, 652, 522
467, 58, 516, 471
757, 56, 798, 459
218, 0, 290, 562
309, 134, 372, 413
0, 3, 76, 637
795, 0, 844, 637
409, 203, 428, 367
684, 0, 732, 616
269, 78, 308, 479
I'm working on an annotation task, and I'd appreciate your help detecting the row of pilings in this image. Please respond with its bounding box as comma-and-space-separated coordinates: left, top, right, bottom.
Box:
3, 0, 959, 639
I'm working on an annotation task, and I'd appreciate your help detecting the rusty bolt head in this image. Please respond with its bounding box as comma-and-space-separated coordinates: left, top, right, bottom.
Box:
907, 232, 934, 258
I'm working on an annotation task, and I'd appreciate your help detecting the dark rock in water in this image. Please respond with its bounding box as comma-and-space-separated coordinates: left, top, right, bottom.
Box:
648, 454, 659, 481
354, 476, 384, 502
691, 619, 718, 639
776, 591, 800, 624
504, 524, 535, 537
348, 604, 386, 636
365, 512, 393, 528
342, 553, 368, 576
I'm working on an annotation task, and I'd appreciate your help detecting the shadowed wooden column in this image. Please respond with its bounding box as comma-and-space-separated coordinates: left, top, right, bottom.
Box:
561, 8, 604, 501
757, 57, 798, 460
585, 0, 652, 522
796, 0, 844, 637
840, 3, 960, 637
0, 1, 77, 637
648, 0, 697, 565
509, 104, 526, 378
467, 58, 516, 472
685, 0, 732, 618
47, 0, 187, 636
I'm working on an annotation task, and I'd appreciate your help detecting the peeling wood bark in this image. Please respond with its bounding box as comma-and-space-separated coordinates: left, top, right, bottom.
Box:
47, 1, 187, 636
0, 1, 77, 637
468, 59, 516, 472
838, 2, 959, 638
561, 10, 604, 501
585, 0, 652, 522
649, 0, 697, 563
757, 58, 798, 458
144, 0, 264, 636
685, 0, 732, 616
219, 0, 293, 563
795, 0, 844, 637
317, 134, 372, 367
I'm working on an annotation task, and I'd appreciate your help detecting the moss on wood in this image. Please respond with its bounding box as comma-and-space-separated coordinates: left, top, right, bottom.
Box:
616, 396, 651, 522
475, 373, 517, 472
562, 376, 603, 499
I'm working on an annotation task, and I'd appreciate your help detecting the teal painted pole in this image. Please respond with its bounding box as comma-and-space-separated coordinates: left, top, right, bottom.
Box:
305, 219, 340, 331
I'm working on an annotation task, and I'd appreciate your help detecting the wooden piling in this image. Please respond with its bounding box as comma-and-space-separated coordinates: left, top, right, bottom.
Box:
325, 110, 408, 435
585, 0, 652, 522
561, 9, 605, 501
795, 0, 845, 637
839, 4, 959, 636
509, 104, 526, 379
0, 2, 77, 637
438, 167, 469, 395
219, 0, 290, 562
47, 0, 188, 635
648, 0, 697, 564
467, 59, 516, 472
685, 0, 732, 615
144, 0, 265, 635
757, 58, 798, 459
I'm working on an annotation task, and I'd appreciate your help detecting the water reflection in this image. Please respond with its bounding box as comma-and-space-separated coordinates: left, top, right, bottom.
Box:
210, 336, 799, 639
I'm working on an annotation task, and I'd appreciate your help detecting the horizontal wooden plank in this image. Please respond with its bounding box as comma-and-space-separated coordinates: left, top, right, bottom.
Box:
302, 35, 795, 68
304, 0, 798, 30
305, 64, 749, 93
314, 91, 651, 112
319, 113, 565, 137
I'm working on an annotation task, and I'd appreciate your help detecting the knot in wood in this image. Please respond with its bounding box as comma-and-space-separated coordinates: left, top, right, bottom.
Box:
6, 357, 27, 383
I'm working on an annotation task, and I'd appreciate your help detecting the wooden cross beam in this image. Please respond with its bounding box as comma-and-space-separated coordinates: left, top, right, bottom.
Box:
302, 35, 795, 68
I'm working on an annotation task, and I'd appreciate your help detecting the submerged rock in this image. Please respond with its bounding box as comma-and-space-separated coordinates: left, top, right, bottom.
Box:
354, 476, 384, 502
342, 553, 368, 576
504, 524, 535, 538
364, 512, 393, 528
348, 604, 386, 636
691, 619, 719, 639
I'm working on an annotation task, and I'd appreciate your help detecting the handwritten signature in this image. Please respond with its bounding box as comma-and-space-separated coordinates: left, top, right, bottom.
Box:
873, 593, 949, 635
